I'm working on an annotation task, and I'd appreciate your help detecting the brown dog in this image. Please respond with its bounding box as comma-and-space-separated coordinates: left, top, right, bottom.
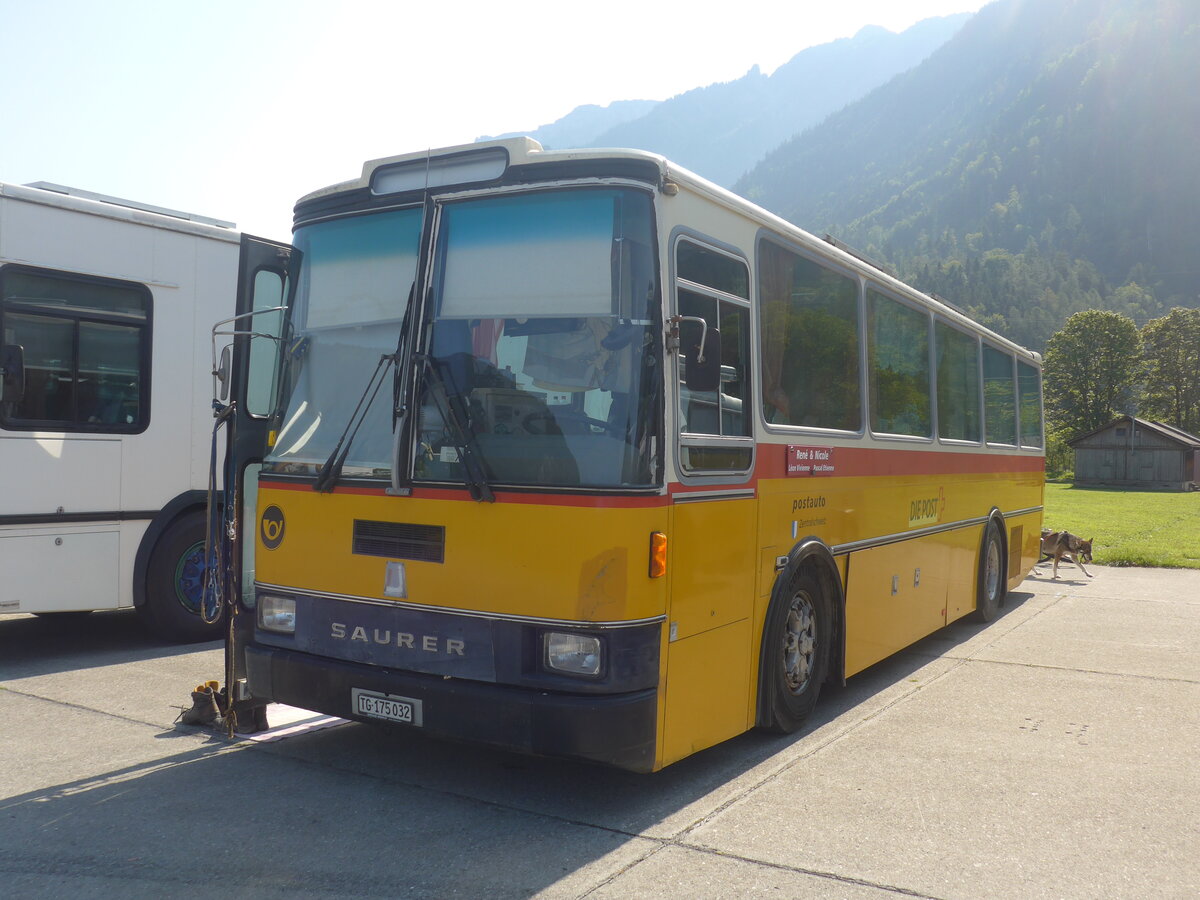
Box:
1038, 529, 1094, 579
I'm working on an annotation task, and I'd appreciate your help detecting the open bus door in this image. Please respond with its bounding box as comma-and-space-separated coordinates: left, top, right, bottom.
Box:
196, 234, 296, 733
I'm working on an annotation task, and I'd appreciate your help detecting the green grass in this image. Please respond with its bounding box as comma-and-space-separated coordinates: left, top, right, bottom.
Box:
1042, 483, 1200, 568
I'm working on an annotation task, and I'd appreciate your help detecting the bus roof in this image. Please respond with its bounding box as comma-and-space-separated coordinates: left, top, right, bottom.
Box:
0, 180, 239, 242
297, 137, 672, 203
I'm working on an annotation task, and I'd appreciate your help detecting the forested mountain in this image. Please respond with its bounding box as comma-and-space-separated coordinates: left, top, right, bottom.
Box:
736, 0, 1200, 350
588, 16, 968, 187
482, 16, 968, 187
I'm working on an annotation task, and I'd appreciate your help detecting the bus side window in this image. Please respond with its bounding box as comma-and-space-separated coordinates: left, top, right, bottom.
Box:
983, 345, 1017, 445
867, 288, 931, 438
936, 321, 982, 442
758, 240, 860, 431
1018, 360, 1043, 448
0, 266, 150, 433
675, 239, 752, 473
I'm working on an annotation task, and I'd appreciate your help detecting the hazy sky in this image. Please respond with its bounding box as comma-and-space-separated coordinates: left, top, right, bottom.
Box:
1, 0, 989, 241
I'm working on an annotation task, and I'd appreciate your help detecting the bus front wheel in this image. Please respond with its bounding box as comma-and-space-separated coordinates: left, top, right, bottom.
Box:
760, 570, 832, 734
971, 520, 1006, 623
140, 509, 224, 643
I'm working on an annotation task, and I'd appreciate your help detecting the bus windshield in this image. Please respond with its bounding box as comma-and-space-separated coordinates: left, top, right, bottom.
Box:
266, 207, 422, 477
414, 187, 661, 489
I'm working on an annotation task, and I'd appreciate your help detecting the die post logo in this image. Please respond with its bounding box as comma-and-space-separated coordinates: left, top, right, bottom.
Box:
260, 505, 285, 550
907, 487, 946, 527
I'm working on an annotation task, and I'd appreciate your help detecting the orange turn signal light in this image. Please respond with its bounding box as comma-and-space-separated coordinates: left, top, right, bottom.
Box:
649, 532, 667, 578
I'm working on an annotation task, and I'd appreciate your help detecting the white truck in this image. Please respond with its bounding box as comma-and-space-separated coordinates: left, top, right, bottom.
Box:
0, 181, 245, 641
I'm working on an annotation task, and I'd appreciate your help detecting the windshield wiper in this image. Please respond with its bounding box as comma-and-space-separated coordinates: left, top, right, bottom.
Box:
417, 353, 495, 503
313, 353, 396, 493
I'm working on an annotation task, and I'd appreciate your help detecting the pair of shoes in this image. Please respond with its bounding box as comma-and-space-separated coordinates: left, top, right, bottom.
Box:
179, 680, 223, 726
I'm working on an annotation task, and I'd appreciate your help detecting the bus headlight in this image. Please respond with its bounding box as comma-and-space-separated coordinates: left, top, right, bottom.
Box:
259, 594, 297, 634
544, 632, 602, 677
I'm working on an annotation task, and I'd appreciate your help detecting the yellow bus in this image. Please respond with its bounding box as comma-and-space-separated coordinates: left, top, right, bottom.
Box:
211, 138, 1044, 772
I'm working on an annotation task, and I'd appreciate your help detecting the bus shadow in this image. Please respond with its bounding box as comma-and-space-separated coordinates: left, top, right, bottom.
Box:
179, 590, 1040, 839
0, 687, 913, 898
0, 609, 219, 680
0, 734, 703, 898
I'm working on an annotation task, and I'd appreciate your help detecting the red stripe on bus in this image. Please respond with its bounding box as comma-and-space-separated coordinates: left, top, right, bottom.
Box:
754, 443, 1044, 479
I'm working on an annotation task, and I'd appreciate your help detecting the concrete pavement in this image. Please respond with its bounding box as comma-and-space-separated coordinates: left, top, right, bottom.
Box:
1, 565, 1197, 898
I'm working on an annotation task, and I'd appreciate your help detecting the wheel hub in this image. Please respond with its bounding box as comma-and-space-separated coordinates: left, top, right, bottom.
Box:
985, 538, 1001, 599
783, 591, 816, 694
174, 540, 208, 614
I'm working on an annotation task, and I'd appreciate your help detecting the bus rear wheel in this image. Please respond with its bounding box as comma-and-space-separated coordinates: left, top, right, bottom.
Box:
140, 510, 223, 643
971, 520, 1006, 623
760, 570, 831, 734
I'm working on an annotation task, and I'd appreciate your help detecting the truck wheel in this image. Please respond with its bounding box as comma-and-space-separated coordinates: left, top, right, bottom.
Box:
759, 570, 831, 734
971, 520, 1006, 623
140, 510, 223, 643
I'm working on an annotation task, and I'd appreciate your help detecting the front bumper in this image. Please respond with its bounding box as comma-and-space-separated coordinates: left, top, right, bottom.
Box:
244, 644, 659, 772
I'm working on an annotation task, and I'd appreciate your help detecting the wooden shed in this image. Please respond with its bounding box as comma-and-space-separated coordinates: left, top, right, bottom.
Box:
1069, 416, 1200, 490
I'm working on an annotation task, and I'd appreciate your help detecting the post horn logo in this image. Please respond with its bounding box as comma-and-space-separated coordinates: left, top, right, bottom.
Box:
260, 506, 285, 550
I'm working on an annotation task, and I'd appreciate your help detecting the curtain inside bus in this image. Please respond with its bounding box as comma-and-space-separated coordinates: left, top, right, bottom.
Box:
414, 188, 661, 489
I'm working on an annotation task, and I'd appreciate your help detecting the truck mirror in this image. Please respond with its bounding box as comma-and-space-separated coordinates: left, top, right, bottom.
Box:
215, 344, 231, 402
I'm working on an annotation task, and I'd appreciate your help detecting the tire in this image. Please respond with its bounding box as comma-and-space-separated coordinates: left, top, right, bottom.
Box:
139, 509, 224, 643
759, 570, 832, 734
971, 519, 1006, 623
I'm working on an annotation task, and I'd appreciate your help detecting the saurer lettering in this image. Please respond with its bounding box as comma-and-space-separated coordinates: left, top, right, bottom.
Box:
330, 622, 465, 656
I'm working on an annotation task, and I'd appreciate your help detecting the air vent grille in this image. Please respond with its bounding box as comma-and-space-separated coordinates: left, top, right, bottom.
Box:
352, 520, 444, 563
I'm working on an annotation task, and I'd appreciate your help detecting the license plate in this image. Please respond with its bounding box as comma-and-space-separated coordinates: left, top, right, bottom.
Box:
352, 688, 423, 726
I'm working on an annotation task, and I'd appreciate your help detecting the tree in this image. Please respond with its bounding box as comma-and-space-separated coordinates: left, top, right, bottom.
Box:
1140, 307, 1200, 434
1042, 310, 1140, 438
1110, 281, 1162, 324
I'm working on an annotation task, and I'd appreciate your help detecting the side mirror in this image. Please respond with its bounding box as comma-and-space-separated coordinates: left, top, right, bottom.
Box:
214, 344, 231, 402
684, 327, 722, 393
0, 344, 25, 403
